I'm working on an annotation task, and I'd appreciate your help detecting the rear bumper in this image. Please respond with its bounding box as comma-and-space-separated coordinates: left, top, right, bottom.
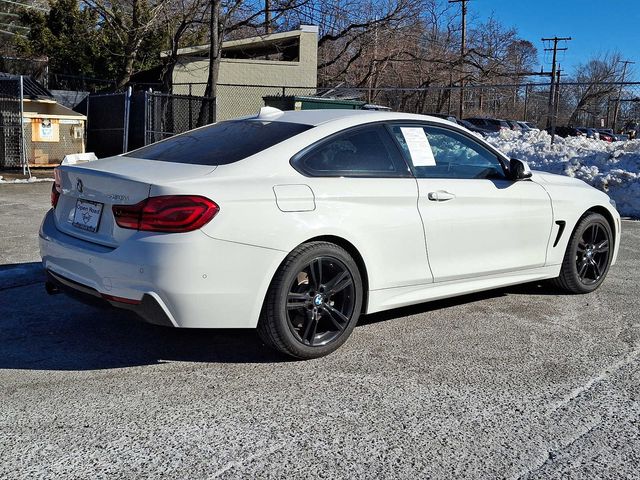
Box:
39, 209, 286, 328
46, 269, 175, 327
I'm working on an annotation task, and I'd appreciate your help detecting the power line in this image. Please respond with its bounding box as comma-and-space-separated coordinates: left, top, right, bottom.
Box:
0, 28, 26, 37
0, 0, 48, 11
0, 23, 29, 30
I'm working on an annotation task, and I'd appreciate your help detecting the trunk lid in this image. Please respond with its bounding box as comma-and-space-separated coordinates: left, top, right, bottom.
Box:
54, 157, 216, 247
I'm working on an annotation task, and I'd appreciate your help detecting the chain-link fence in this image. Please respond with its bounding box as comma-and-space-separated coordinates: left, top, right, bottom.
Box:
0, 76, 24, 169
172, 81, 640, 132
5, 77, 640, 168
74, 90, 215, 157
174, 83, 316, 121
23, 118, 85, 166
145, 92, 215, 145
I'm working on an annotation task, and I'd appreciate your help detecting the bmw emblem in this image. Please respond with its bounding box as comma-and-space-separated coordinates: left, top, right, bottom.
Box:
76, 178, 83, 193
313, 294, 323, 306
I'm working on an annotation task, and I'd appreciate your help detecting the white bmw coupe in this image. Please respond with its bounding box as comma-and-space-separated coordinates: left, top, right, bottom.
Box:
41, 108, 621, 358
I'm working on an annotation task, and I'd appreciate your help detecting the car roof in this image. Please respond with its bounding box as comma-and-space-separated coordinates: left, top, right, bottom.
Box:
246, 108, 456, 128
464, 116, 506, 120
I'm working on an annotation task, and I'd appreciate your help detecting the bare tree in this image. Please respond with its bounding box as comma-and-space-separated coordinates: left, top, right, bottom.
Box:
159, 0, 210, 92
194, 0, 310, 123
567, 53, 621, 125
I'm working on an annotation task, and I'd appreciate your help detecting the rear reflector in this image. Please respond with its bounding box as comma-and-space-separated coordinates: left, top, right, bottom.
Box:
51, 168, 61, 208
113, 195, 219, 233
101, 293, 141, 305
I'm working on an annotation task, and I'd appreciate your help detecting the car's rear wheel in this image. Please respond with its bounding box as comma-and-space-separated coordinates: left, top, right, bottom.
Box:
551, 212, 613, 293
258, 242, 363, 359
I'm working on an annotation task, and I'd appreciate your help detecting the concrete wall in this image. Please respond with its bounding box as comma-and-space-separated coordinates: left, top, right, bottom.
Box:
172, 27, 318, 120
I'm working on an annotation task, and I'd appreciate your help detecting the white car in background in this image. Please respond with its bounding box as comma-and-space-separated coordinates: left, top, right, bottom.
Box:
40, 108, 621, 359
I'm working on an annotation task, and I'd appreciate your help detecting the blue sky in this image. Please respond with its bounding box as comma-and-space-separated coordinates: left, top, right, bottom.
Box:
474, 0, 640, 80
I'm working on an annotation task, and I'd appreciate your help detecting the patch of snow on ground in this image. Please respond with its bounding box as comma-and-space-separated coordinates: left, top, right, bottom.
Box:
0, 176, 54, 184
484, 129, 640, 218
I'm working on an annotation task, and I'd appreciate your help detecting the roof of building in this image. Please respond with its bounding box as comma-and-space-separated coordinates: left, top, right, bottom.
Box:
0, 73, 54, 100
164, 25, 318, 58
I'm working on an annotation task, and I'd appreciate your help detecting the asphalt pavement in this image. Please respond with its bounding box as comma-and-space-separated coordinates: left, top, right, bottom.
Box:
1, 182, 639, 479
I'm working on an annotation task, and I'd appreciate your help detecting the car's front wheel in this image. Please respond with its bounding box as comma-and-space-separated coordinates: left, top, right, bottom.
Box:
552, 212, 613, 293
258, 242, 363, 359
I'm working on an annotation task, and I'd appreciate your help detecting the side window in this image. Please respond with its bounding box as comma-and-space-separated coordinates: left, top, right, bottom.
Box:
296, 125, 409, 177
390, 125, 506, 180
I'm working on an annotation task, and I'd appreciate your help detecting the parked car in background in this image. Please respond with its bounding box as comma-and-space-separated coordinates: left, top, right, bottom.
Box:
425, 113, 492, 136
548, 126, 584, 138
622, 121, 638, 139
40, 109, 621, 359
576, 127, 600, 140
517, 121, 538, 131
597, 129, 615, 143
458, 119, 493, 136
505, 120, 522, 131
464, 117, 510, 133
425, 113, 459, 124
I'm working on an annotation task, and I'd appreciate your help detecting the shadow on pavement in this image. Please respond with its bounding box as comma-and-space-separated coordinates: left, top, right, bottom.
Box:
0, 262, 561, 371
361, 280, 561, 326
0, 263, 285, 370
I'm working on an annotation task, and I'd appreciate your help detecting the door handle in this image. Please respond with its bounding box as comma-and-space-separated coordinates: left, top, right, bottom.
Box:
427, 190, 456, 202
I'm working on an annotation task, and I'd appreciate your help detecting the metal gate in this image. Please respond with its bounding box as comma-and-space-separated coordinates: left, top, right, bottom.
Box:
82, 90, 214, 157
85, 91, 130, 158
0, 77, 24, 169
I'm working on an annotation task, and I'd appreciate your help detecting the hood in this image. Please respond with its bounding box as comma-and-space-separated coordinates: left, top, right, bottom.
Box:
531, 170, 590, 188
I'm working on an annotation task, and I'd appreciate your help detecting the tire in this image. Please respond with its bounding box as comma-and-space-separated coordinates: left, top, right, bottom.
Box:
551, 212, 613, 293
257, 242, 363, 359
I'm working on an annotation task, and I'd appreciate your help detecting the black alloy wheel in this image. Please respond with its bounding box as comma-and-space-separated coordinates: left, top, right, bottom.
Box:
552, 212, 613, 293
575, 223, 610, 285
285, 256, 356, 347
258, 242, 363, 359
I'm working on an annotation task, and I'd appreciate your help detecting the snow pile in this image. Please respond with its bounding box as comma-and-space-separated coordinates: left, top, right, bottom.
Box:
0, 176, 54, 184
484, 129, 640, 218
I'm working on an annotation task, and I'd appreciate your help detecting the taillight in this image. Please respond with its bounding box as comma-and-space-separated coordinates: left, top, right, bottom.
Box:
51, 168, 61, 208
112, 195, 219, 233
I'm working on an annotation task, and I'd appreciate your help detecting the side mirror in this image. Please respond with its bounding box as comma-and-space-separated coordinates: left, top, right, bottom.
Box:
509, 158, 533, 180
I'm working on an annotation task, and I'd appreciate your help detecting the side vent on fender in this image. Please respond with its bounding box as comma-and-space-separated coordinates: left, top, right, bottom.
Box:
553, 220, 566, 247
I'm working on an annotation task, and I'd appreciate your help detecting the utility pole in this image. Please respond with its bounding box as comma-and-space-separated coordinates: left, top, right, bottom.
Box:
264, 0, 272, 34
551, 66, 562, 144
542, 36, 571, 129
612, 60, 634, 132
449, 0, 467, 119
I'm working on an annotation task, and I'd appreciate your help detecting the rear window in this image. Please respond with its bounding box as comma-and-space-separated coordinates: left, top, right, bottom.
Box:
128, 120, 312, 165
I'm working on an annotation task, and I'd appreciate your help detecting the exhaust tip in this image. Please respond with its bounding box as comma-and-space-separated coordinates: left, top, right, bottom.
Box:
45, 281, 60, 295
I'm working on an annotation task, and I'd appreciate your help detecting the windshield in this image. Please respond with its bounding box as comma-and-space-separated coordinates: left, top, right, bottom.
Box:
128, 120, 313, 165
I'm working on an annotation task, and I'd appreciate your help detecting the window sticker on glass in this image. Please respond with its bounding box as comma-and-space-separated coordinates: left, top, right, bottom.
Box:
400, 127, 436, 167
